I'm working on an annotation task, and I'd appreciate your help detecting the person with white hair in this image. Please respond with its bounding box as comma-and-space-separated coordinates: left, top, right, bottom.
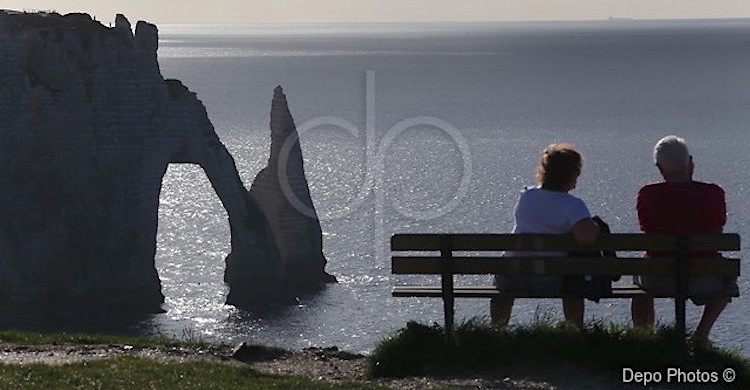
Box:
631, 135, 736, 340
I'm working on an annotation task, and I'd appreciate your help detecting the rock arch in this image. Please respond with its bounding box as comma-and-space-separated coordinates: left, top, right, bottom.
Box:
0, 10, 332, 311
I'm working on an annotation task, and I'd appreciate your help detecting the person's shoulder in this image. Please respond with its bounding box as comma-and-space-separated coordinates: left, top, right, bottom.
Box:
691, 180, 723, 190
691, 180, 725, 196
519, 187, 583, 206
638, 182, 663, 195
516, 186, 537, 203
518, 186, 543, 198
563, 191, 585, 202
526, 187, 581, 200
554, 190, 587, 208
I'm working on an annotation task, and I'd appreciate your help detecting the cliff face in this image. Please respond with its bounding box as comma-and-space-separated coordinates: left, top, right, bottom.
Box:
248, 87, 337, 291
0, 10, 299, 309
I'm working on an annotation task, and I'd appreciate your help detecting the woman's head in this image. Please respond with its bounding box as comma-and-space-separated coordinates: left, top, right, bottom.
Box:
536, 143, 582, 192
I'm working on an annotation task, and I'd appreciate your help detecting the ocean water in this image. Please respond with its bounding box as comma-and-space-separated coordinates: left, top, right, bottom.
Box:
151, 20, 749, 354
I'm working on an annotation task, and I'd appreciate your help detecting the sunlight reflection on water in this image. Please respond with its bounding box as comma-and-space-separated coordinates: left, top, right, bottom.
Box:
149, 21, 749, 354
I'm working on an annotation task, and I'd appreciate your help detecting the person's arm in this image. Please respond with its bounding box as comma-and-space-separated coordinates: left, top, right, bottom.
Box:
636, 186, 653, 233
572, 217, 600, 245
714, 185, 726, 232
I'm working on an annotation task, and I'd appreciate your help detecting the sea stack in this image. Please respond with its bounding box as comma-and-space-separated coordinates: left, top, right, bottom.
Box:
249, 87, 337, 291
0, 10, 283, 310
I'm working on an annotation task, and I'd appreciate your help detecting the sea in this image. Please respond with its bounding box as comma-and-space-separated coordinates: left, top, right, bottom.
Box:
144, 19, 750, 355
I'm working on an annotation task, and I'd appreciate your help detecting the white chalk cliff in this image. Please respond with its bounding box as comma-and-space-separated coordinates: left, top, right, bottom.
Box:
0, 10, 333, 310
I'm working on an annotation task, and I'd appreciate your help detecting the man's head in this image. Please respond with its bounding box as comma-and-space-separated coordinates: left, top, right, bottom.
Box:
653, 135, 693, 182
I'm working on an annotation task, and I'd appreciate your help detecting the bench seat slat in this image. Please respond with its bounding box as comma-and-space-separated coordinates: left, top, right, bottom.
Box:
392, 256, 740, 276
391, 233, 740, 252
392, 285, 739, 299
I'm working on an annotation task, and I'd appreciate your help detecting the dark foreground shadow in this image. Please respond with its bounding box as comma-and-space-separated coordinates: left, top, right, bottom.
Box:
0, 283, 335, 340
0, 302, 160, 337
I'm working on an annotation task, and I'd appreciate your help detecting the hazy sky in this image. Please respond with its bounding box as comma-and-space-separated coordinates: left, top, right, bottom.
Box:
4, 1, 750, 24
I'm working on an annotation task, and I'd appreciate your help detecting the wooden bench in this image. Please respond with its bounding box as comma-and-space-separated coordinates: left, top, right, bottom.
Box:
391, 233, 740, 338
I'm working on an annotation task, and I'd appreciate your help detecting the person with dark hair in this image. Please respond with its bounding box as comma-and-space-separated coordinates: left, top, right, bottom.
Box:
491, 144, 600, 328
631, 135, 735, 340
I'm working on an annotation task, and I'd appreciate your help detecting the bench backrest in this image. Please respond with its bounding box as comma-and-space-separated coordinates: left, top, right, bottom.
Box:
391, 233, 740, 277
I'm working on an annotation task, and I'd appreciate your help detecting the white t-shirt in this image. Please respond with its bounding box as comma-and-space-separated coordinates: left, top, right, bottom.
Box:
506, 186, 591, 257
512, 186, 591, 234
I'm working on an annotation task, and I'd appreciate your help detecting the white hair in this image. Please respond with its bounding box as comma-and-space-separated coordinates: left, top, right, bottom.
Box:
653, 135, 690, 172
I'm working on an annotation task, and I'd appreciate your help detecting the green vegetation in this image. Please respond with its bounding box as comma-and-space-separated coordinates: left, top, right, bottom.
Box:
0, 330, 393, 389
2, 325, 748, 389
0, 329, 228, 352
0, 356, 389, 390
0, 330, 177, 347
367, 319, 750, 388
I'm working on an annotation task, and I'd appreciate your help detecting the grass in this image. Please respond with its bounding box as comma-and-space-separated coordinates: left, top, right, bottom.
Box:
0, 329, 228, 352
2, 325, 747, 389
0, 356, 391, 390
0, 330, 393, 390
0, 330, 178, 347
367, 319, 750, 388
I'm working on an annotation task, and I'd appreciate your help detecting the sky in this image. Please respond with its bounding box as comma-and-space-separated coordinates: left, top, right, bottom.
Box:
3, 0, 750, 25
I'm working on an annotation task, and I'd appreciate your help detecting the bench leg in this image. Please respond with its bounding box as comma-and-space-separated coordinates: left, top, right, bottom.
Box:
675, 237, 688, 342
562, 297, 584, 329
675, 298, 686, 339
631, 296, 655, 329
439, 237, 455, 342
443, 294, 454, 340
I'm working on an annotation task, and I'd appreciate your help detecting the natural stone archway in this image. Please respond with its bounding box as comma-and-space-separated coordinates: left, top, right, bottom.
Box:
162, 80, 283, 307
0, 10, 332, 311
155, 163, 231, 312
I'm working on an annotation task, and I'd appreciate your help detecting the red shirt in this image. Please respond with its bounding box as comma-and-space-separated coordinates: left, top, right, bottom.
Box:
637, 181, 726, 257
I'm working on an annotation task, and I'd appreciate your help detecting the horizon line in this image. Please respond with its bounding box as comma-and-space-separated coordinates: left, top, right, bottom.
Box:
4, 9, 750, 26
154, 16, 750, 27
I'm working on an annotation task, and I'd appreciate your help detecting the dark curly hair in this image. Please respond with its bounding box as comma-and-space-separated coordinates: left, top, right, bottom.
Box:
536, 144, 582, 191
